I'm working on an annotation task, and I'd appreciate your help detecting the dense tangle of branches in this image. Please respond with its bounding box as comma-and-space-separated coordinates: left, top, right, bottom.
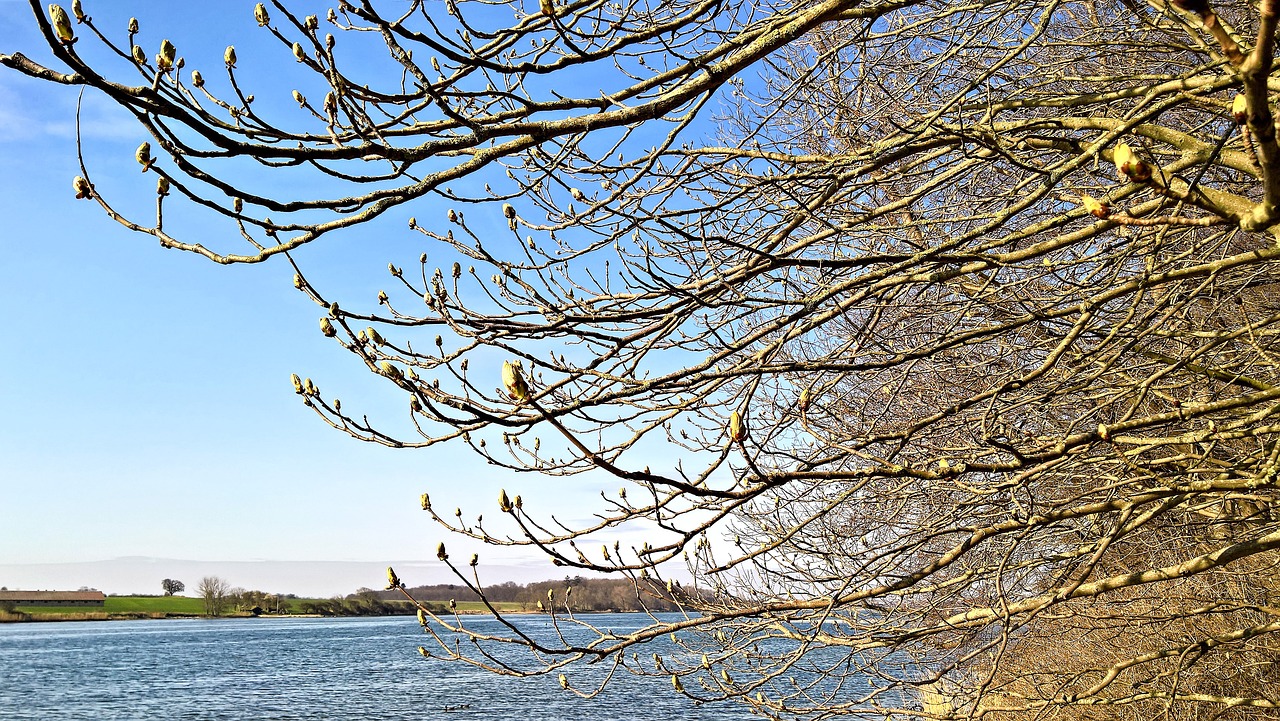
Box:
7, 0, 1280, 717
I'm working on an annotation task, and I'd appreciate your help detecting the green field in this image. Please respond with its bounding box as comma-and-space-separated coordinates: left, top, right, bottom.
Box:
105, 596, 208, 614
14, 596, 206, 617
6, 596, 529, 621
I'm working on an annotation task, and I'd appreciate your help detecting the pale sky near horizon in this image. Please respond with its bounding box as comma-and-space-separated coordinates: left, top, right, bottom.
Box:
0, 1, 676, 596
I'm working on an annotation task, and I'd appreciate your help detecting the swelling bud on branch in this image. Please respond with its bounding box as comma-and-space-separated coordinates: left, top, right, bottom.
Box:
1113, 142, 1151, 182
502, 361, 530, 402
72, 175, 91, 199
157, 39, 176, 71
1080, 194, 1109, 218
135, 141, 154, 172
48, 4, 73, 43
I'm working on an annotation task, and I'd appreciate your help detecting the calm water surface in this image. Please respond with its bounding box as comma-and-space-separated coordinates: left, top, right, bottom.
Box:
0, 614, 756, 720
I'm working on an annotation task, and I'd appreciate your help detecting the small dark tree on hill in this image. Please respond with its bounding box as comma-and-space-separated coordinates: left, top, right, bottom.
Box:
161, 579, 184, 596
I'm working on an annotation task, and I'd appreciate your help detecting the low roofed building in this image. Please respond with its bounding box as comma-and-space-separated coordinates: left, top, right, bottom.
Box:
0, 590, 105, 606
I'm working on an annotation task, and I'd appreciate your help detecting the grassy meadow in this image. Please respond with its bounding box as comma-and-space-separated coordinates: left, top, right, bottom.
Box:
4, 596, 528, 622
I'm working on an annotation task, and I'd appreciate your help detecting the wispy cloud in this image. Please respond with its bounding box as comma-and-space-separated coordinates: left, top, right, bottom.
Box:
0, 73, 141, 143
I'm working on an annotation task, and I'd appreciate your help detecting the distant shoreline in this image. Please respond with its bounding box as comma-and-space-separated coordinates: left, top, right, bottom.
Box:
0, 611, 403, 624
0, 608, 567, 624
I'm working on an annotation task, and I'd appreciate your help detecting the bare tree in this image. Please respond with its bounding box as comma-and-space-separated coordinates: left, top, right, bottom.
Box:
161, 578, 185, 596
197, 576, 230, 617
6, 0, 1280, 718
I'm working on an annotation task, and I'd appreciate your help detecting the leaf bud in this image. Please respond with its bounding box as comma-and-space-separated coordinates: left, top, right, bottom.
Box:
1080, 194, 1109, 219
291, 373, 303, 394
379, 361, 401, 379
407, 217, 416, 229
447, 208, 458, 223
292, 90, 306, 106
72, 175, 92, 200
158, 39, 176, 70
377, 290, 388, 304
304, 14, 319, 30
293, 42, 306, 62
514, 495, 522, 510
328, 300, 340, 317
325, 33, 335, 49
420, 492, 431, 510
224, 45, 237, 68
71, 0, 84, 22
502, 360, 530, 402
1232, 93, 1247, 124
436, 542, 448, 561
127, 16, 138, 33
156, 176, 170, 196
131, 44, 146, 66
304, 378, 318, 396
559, 674, 568, 689
671, 675, 684, 693
191, 70, 204, 87
49, 5, 74, 43
1098, 423, 1110, 441
452, 262, 461, 279
469, 553, 478, 567
254, 3, 269, 26
385, 566, 401, 589
729, 411, 745, 442
502, 203, 515, 219
499, 488, 513, 513
1113, 142, 1151, 182
233, 197, 243, 213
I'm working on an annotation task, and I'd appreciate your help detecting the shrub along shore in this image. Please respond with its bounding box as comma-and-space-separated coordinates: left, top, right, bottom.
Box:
0, 576, 684, 622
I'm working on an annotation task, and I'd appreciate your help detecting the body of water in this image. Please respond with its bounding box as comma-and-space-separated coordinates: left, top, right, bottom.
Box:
0, 613, 757, 720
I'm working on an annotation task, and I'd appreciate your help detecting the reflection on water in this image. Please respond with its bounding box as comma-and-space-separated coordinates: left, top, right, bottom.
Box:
0, 614, 754, 720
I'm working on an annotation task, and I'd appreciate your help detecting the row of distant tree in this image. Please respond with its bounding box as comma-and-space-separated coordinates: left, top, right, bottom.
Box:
154, 575, 689, 617
370, 576, 685, 613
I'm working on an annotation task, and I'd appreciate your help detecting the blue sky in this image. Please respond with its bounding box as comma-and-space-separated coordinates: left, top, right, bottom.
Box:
0, 0, 650, 595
